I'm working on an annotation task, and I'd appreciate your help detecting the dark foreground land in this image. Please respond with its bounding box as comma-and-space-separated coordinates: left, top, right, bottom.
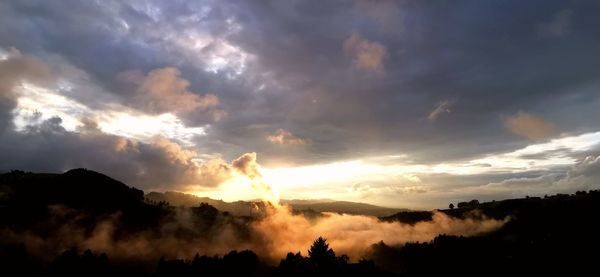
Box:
1, 169, 599, 276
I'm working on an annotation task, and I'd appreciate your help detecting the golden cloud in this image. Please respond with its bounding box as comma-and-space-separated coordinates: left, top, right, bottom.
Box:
117, 67, 225, 121
266, 129, 307, 145
505, 111, 558, 140
343, 33, 388, 73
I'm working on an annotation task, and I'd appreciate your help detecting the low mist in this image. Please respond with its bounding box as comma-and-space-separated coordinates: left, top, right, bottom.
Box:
1, 201, 507, 264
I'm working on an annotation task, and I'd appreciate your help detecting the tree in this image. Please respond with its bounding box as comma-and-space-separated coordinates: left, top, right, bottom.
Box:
279, 252, 309, 275
308, 237, 337, 268
449, 203, 454, 209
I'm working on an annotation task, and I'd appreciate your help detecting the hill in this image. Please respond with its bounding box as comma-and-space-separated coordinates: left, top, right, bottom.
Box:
146, 191, 406, 217
284, 200, 407, 217
146, 191, 262, 216
374, 190, 600, 275
0, 168, 144, 213
2, 168, 600, 276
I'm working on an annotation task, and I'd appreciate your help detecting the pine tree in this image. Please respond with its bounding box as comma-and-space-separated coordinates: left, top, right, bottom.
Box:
308, 237, 337, 268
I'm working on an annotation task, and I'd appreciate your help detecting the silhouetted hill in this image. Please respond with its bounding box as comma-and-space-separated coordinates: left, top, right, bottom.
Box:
0, 169, 173, 237
280, 199, 336, 205
145, 191, 260, 216
287, 200, 407, 217
374, 190, 600, 275
0, 168, 144, 213
382, 192, 599, 224
146, 191, 406, 217
2, 168, 600, 276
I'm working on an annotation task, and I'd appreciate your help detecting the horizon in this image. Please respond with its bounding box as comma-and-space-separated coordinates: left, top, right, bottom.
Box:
1, 0, 600, 210
1, 166, 586, 212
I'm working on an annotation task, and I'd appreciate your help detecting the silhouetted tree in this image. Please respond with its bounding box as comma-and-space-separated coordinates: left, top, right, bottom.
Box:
49, 248, 110, 277
308, 237, 337, 268
457, 199, 479, 209
223, 250, 260, 275
278, 252, 309, 276
449, 203, 454, 209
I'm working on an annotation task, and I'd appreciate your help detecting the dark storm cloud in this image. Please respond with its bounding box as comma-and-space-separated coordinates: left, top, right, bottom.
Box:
197, 0, 600, 165
1, 0, 600, 169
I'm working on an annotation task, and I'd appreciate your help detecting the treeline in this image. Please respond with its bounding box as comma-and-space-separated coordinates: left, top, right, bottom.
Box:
376, 189, 600, 276
2, 169, 600, 276
3, 237, 387, 277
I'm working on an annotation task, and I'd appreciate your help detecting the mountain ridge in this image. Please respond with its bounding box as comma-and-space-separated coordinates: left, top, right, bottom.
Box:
145, 191, 409, 217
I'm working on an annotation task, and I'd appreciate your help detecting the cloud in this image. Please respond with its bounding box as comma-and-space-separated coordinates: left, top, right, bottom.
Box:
351, 183, 375, 198
266, 129, 307, 145
232, 152, 262, 179
0, 48, 53, 97
3, 1, 599, 168
1, 200, 507, 264
1, 1, 600, 206
484, 155, 600, 196
536, 9, 573, 38
570, 155, 600, 178
350, 182, 428, 200
504, 112, 558, 140
8, 79, 209, 147
117, 67, 225, 121
232, 152, 279, 205
343, 33, 388, 73
261, 130, 600, 208
0, 49, 54, 131
0, 61, 267, 192
354, 0, 401, 29
196, 158, 233, 188
427, 100, 453, 121
251, 206, 506, 261
152, 136, 198, 164
394, 185, 428, 194
0, 112, 227, 190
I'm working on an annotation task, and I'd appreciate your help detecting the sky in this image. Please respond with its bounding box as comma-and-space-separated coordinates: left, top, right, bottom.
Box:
1, 0, 600, 209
